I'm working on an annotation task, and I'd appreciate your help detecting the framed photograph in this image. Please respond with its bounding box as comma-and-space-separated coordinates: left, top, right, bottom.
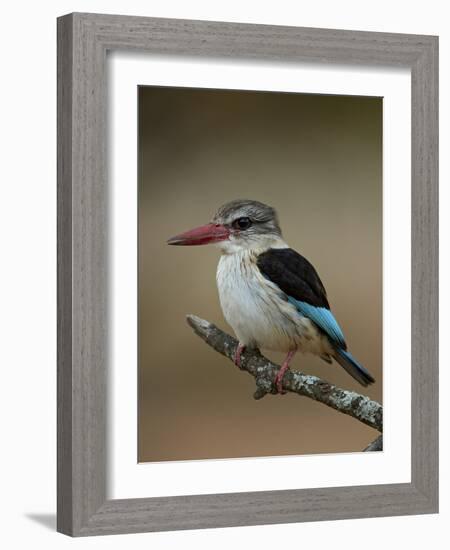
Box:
57, 13, 438, 536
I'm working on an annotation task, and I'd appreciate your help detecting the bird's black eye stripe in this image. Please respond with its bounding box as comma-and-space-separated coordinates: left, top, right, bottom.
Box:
232, 217, 252, 230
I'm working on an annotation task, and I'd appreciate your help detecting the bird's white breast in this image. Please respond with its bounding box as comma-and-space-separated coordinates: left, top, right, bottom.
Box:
216, 250, 327, 354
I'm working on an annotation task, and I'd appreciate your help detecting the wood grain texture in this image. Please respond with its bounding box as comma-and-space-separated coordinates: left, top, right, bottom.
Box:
410, 36, 439, 506
57, 14, 73, 535
57, 12, 438, 536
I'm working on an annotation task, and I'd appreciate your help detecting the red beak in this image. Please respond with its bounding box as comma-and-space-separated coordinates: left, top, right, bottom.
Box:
167, 223, 230, 246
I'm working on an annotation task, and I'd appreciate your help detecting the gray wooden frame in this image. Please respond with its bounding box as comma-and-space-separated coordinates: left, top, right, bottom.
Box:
57, 12, 438, 537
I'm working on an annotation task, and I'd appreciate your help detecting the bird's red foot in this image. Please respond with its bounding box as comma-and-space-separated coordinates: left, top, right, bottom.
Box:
275, 350, 296, 394
274, 366, 289, 394
234, 343, 245, 369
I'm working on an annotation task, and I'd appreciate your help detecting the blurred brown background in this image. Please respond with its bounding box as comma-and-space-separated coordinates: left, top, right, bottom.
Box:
138, 86, 382, 462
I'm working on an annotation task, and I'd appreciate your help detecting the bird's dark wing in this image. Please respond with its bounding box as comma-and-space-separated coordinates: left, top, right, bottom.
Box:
257, 248, 329, 307
257, 248, 347, 349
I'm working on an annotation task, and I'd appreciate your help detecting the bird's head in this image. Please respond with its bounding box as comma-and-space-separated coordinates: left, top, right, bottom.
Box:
167, 199, 283, 253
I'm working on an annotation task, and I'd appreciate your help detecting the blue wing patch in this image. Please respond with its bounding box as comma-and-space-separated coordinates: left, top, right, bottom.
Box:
287, 297, 347, 348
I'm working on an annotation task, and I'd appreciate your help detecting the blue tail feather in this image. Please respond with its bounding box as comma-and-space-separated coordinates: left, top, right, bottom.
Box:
333, 348, 375, 387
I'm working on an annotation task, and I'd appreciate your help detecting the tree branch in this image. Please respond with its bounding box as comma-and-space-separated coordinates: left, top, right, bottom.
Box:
187, 314, 382, 433
363, 435, 383, 452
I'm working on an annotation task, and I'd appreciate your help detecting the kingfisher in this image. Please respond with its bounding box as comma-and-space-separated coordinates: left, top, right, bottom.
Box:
167, 199, 375, 393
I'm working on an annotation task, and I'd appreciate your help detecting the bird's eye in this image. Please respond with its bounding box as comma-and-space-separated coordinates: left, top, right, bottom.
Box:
232, 217, 252, 230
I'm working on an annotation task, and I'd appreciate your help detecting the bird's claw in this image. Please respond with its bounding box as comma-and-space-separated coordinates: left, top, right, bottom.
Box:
234, 343, 245, 369
274, 366, 289, 395
275, 376, 287, 394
